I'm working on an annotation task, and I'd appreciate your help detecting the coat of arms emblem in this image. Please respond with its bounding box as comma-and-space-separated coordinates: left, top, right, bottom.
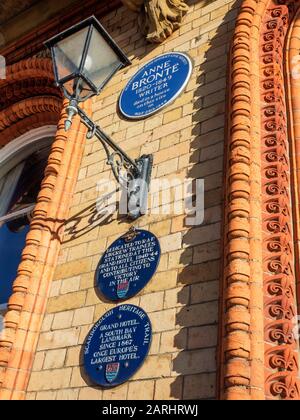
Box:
105, 363, 120, 384
117, 280, 130, 299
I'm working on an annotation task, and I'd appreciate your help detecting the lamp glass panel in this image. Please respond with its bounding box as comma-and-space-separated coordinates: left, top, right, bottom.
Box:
77, 79, 94, 100
53, 27, 89, 81
82, 28, 121, 89
62, 78, 93, 100
62, 79, 75, 97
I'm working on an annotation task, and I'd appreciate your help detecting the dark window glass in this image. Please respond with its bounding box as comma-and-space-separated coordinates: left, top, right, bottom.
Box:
0, 224, 30, 304
0, 147, 50, 305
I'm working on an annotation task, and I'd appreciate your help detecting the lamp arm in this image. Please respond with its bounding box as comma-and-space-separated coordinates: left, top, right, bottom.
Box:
65, 101, 153, 220
76, 106, 141, 183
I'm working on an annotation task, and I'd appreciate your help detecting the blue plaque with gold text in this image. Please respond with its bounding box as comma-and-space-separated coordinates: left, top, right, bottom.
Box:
84, 305, 152, 387
97, 228, 161, 301
119, 52, 193, 119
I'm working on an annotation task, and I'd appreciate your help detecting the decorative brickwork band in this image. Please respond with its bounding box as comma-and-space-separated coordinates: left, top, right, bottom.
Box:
0, 57, 61, 111
0, 58, 62, 146
222, 0, 300, 400
0, 57, 91, 400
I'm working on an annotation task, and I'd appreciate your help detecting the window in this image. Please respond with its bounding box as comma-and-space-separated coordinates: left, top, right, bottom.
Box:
0, 126, 56, 328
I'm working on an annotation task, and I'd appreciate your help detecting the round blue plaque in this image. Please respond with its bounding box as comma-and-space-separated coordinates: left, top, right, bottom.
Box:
119, 52, 193, 119
84, 305, 152, 387
97, 228, 161, 301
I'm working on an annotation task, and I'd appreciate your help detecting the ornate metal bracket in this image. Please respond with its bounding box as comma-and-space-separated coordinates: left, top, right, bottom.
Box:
66, 100, 153, 220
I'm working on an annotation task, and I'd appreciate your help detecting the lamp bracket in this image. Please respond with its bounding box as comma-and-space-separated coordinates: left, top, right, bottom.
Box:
66, 101, 153, 220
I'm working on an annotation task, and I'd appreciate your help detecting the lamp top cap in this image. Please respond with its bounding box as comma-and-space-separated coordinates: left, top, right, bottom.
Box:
44, 15, 131, 66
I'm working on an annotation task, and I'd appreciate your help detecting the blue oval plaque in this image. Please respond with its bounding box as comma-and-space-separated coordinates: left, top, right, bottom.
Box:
84, 305, 152, 387
119, 52, 193, 119
97, 229, 161, 301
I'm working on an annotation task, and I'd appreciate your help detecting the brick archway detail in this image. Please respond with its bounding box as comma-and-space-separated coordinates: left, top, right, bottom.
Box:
0, 57, 62, 146
0, 97, 62, 146
0, 57, 91, 400
221, 0, 300, 400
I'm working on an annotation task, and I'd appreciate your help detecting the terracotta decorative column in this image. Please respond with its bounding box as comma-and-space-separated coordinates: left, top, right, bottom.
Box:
220, 0, 300, 400
0, 57, 91, 400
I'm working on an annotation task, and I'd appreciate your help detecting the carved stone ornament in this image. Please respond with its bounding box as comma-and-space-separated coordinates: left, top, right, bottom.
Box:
121, 0, 189, 43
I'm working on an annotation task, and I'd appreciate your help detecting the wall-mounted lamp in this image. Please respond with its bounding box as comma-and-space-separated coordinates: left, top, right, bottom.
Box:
45, 16, 152, 220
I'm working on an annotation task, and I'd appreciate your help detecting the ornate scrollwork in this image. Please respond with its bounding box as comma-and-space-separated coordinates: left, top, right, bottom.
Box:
78, 106, 140, 186
267, 372, 300, 400
260, 1, 300, 400
267, 278, 293, 298
266, 347, 299, 373
266, 295, 295, 319
108, 151, 135, 186
266, 320, 295, 344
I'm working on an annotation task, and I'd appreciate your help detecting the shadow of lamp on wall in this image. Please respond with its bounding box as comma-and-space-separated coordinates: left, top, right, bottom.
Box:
45, 16, 153, 220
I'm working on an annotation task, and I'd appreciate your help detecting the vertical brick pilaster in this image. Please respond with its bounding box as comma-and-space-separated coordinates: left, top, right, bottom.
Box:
0, 60, 91, 398
220, 0, 268, 400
